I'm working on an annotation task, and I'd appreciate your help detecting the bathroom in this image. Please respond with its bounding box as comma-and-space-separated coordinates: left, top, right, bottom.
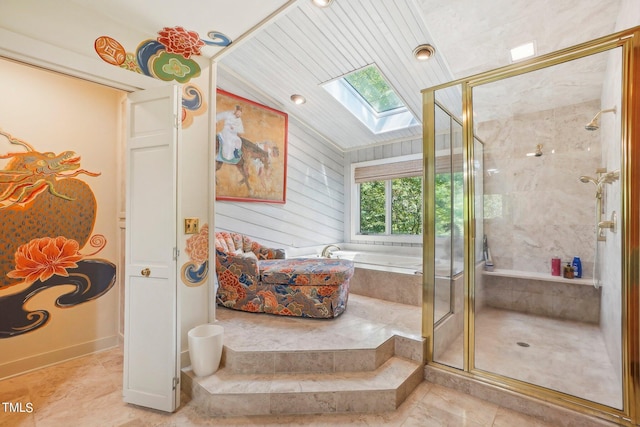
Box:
424, 33, 628, 415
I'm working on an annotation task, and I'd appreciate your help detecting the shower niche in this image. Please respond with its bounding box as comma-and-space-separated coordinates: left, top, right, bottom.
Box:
422, 26, 640, 424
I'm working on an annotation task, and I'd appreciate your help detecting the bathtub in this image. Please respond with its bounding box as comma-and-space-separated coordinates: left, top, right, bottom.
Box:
329, 249, 462, 278
330, 250, 422, 275
287, 245, 462, 308
316, 247, 459, 309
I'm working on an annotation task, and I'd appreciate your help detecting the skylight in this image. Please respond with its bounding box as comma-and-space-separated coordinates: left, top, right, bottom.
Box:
344, 66, 403, 113
323, 65, 418, 134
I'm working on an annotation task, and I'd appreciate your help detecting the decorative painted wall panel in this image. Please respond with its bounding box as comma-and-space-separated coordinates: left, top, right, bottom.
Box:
0, 58, 121, 377
0, 132, 116, 337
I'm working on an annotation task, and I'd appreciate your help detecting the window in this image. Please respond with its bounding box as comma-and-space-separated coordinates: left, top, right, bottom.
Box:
344, 66, 404, 113
323, 64, 419, 134
351, 154, 423, 243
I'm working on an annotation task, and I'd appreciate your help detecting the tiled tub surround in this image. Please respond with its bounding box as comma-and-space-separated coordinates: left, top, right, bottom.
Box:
289, 244, 426, 307
345, 252, 457, 319
349, 266, 422, 306
481, 269, 600, 323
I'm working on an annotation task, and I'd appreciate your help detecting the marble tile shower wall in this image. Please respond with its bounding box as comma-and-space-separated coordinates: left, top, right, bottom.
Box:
599, 38, 625, 383
478, 99, 602, 276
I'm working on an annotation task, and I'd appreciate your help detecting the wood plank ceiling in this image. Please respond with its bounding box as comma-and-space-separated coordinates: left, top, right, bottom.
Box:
217, 0, 454, 151
0, 0, 627, 151
217, 0, 625, 151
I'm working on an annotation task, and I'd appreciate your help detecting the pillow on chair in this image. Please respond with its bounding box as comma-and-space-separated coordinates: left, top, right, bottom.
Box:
239, 251, 258, 261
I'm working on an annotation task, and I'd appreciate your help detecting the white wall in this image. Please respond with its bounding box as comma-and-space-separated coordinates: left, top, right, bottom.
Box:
214, 69, 345, 250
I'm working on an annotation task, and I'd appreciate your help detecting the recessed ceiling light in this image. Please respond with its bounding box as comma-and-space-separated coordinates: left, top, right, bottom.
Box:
290, 94, 306, 105
413, 44, 436, 61
510, 41, 536, 62
312, 0, 333, 7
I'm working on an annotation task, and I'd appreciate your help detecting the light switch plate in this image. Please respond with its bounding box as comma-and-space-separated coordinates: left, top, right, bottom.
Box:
184, 218, 199, 234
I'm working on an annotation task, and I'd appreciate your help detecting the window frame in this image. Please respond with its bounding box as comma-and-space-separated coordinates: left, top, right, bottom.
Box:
350, 153, 423, 244
322, 64, 419, 135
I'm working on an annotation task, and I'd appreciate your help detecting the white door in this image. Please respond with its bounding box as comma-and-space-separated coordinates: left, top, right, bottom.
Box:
123, 85, 181, 412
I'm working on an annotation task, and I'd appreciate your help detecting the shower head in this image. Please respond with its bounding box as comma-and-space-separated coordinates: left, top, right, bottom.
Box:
525, 144, 543, 157
584, 121, 599, 131
585, 107, 616, 131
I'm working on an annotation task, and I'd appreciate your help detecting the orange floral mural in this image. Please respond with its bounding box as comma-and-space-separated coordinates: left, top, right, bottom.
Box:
180, 223, 209, 287
0, 130, 116, 338
6, 237, 83, 285
158, 26, 205, 59
94, 26, 222, 129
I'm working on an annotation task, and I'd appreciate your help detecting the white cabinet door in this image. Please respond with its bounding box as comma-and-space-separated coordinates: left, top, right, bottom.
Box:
123, 85, 181, 412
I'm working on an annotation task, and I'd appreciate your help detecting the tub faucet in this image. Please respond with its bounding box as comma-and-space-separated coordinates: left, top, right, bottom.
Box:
321, 244, 340, 258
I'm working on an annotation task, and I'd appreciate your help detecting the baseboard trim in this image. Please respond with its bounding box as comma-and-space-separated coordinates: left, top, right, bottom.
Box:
0, 335, 119, 380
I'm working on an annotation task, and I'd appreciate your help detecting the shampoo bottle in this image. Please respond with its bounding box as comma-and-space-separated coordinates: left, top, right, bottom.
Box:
563, 262, 574, 279
572, 256, 582, 279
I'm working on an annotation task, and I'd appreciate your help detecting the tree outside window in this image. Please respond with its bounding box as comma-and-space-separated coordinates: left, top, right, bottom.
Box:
359, 177, 422, 236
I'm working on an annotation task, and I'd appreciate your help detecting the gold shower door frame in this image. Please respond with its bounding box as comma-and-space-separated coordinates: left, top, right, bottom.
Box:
421, 26, 640, 424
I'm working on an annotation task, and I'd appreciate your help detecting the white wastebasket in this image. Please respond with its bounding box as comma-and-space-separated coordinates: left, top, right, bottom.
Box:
188, 324, 224, 377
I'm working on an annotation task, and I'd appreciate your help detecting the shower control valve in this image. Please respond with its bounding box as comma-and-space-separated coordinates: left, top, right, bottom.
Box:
598, 211, 617, 234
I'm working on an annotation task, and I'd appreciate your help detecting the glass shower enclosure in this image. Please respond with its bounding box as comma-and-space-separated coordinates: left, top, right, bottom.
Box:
422, 26, 640, 424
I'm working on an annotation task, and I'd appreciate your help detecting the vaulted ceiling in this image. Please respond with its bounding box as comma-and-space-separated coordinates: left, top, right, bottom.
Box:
0, 0, 627, 151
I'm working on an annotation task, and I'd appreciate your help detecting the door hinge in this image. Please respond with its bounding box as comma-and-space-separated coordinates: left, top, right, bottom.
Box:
172, 376, 180, 390
174, 114, 180, 129
173, 247, 179, 260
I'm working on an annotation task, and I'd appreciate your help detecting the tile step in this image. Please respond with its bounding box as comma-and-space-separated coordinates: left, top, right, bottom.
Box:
183, 355, 423, 416
221, 335, 425, 375
221, 337, 395, 375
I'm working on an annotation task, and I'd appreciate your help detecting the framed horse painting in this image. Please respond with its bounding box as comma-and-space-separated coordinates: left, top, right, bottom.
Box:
215, 89, 288, 203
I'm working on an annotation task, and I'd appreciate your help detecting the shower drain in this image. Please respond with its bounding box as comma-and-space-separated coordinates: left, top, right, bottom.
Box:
516, 342, 530, 347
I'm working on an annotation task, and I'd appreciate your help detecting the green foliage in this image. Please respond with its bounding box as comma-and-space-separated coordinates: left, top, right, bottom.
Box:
344, 66, 403, 112
391, 177, 422, 234
435, 172, 463, 236
359, 180, 385, 233
359, 173, 462, 237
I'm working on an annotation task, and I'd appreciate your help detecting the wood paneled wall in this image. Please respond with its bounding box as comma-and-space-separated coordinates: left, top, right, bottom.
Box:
215, 70, 345, 249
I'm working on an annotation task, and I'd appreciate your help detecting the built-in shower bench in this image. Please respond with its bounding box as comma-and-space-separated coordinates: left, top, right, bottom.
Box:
480, 269, 600, 323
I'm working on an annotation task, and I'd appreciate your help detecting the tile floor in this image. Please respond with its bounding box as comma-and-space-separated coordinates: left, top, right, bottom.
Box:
214, 293, 422, 353
0, 346, 556, 427
435, 307, 622, 409
0, 294, 580, 427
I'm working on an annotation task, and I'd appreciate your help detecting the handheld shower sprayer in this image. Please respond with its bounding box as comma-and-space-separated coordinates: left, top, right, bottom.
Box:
579, 175, 602, 198
579, 169, 620, 288
585, 107, 616, 131
579, 170, 619, 200
579, 175, 597, 185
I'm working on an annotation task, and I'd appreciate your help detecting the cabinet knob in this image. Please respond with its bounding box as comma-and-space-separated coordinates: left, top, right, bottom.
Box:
141, 268, 151, 277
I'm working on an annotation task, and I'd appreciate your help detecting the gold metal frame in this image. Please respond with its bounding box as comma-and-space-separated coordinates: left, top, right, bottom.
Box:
422, 26, 640, 424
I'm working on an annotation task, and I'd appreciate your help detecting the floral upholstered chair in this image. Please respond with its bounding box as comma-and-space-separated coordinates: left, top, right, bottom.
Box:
215, 231, 354, 318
